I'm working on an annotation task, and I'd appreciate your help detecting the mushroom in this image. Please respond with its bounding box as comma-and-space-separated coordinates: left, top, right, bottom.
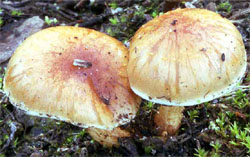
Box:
127, 8, 247, 136
87, 127, 130, 147
4, 26, 141, 146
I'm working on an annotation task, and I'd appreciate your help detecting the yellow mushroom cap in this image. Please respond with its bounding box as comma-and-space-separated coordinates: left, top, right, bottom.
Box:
128, 8, 247, 106
4, 26, 141, 130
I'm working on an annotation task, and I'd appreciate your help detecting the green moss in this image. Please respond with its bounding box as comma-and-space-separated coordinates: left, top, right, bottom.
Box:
0, 17, 3, 27
144, 145, 154, 155
90, 139, 95, 144
144, 101, 154, 110
120, 15, 127, 23
11, 10, 23, 16
109, 17, 119, 25
187, 109, 199, 122
151, 11, 158, 18
2, 104, 7, 108
232, 90, 249, 109
65, 136, 73, 144
194, 148, 208, 157
76, 129, 86, 138
105, 27, 116, 37
44, 16, 58, 25
3, 134, 9, 141
13, 138, 19, 148
109, 2, 118, 9
217, 1, 232, 13
210, 140, 221, 154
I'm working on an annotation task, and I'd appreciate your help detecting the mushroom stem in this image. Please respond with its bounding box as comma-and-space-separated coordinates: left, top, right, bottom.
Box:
154, 106, 184, 137
73, 59, 92, 68
87, 127, 131, 147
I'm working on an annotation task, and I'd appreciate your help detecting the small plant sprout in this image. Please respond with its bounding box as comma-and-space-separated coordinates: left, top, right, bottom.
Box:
134, 5, 145, 17
144, 145, 154, 155
65, 136, 73, 144
225, 111, 234, 119
232, 89, 249, 109
120, 15, 127, 23
109, 2, 118, 9
209, 121, 220, 132
151, 11, 163, 18
187, 109, 199, 122
217, 1, 232, 13
11, 10, 23, 16
109, 17, 119, 25
90, 139, 95, 144
151, 11, 158, 18
0, 78, 3, 89
215, 113, 226, 130
210, 140, 222, 154
241, 136, 250, 153
53, 3, 60, 10
3, 134, 9, 141
13, 138, 19, 148
209, 112, 230, 138
76, 129, 86, 138
229, 121, 240, 138
194, 148, 208, 157
144, 101, 154, 110
227, 121, 250, 152
2, 104, 8, 109
44, 16, 58, 25
0, 17, 3, 26
215, 113, 228, 137
106, 27, 114, 36
229, 140, 239, 146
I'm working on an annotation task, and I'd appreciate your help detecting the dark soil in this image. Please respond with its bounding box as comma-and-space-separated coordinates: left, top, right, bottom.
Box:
0, 0, 250, 156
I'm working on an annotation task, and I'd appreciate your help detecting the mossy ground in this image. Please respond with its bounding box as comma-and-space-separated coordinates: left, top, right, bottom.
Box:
0, 0, 249, 156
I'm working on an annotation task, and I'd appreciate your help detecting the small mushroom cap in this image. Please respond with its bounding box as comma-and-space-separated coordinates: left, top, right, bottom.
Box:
4, 26, 141, 130
128, 8, 247, 106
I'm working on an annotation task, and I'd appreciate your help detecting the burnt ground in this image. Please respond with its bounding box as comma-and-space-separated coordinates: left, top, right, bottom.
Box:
0, 0, 250, 156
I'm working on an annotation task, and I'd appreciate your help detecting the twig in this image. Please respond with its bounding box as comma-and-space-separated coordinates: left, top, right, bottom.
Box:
229, 8, 250, 20
4, 0, 31, 8
0, 3, 17, 11
57, 10, 78, 21
0, 122, 17, 153
230, 19, 245, 24
179, 135, 191, 144
60, 7, 79, 17
79, 12, 111, 27
34, 2, 77, 21
74, 0, 88, 9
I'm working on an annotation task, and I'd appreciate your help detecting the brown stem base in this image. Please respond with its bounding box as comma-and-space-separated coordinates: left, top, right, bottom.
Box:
154, 106, 184, 137
87, 127, 131, 147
